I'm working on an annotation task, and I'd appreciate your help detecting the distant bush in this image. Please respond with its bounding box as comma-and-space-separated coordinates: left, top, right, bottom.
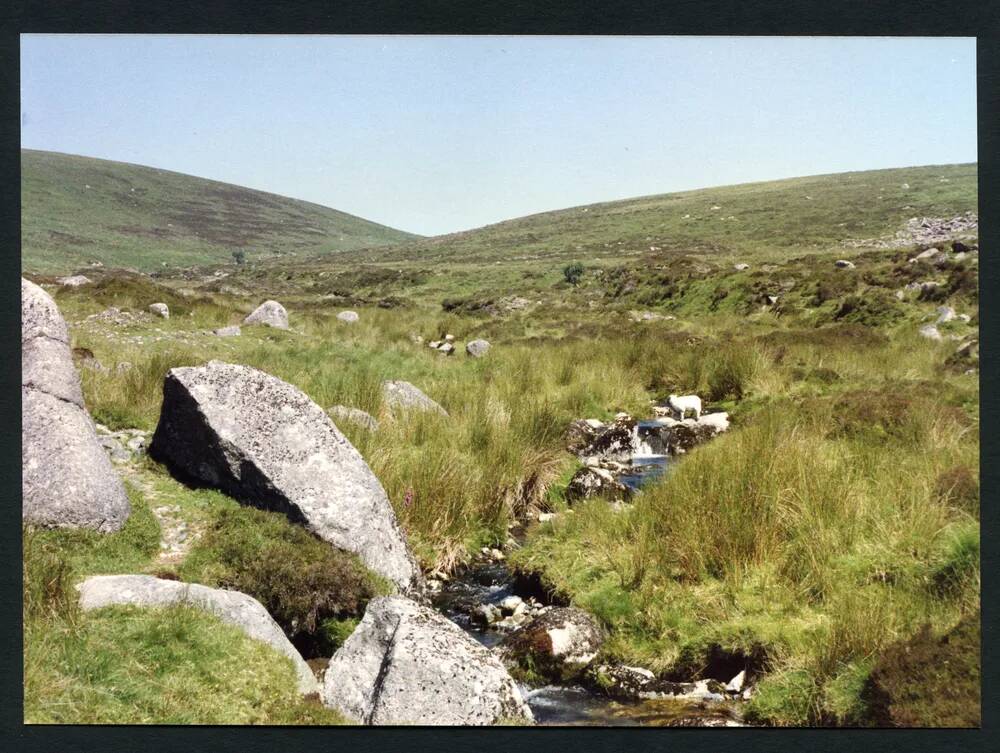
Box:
861, 616, 980, 727
231, 249, 246, 265
563, 262, 585, 286
179, 506, 383, 654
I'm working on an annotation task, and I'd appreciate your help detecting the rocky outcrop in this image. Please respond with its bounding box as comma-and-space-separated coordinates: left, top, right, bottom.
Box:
22, 279, 130, 532
77, 574, 318, 694
148, 361, 418, 591
382, 380, 448, 416
640, 412, 731, 455
243, 300, 288, 329
321, 596, 532, 725
564, 418, 606, 455
148, 302, 169, 319
466, 339, 491, 358
337, 310, 359, 323
498, 607, 604, 682
327, 405, 379, 432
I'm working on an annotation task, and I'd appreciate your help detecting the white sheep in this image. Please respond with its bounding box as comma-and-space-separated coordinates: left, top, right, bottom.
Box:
667, 394, 702, 420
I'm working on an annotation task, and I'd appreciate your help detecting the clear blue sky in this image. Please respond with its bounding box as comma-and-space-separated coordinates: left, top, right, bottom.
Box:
21, 35, 977, 236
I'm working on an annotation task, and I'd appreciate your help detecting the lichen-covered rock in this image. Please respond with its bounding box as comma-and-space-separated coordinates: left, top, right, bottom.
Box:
498, 606, 604, 682
243, 299, 288, 329
213, 325, 241, 337
575, 415, 637, 462
466, 339, 491, 358
148, 302, 169, 319
337, 310, 359, 323
322, 596, 532, 725
77, 574, 318, 694
148, 361, 418, 591
327, 405, 379, 432
22, 279, 130, 532
565, 466, 629, 503
382, 380, 448, 416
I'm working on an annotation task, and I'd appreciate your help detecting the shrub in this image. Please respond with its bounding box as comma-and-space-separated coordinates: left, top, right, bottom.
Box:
178, 506, 383, 654
563, 262, 585, 286
861, 615, 981, 727
933, 465, 979, 515
829, 292, 903, 327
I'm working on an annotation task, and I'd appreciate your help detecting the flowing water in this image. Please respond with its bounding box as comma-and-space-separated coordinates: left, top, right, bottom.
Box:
431, 442, 745, 726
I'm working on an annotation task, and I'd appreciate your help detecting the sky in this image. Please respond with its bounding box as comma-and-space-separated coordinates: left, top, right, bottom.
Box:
21, 35, 977, 236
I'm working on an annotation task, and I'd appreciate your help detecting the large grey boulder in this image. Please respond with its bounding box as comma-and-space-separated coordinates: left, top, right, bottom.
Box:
243, 300, 288, 329
498, 607, 604, 683
321, 596, 532, 725
77, 574, 318, 695
466, 339, 491, 358
22, 279, 130, 532
382, 380, 448, 416
148, 361, 419, 591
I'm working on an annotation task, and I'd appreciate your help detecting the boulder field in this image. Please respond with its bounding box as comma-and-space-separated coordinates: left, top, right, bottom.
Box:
22, 278, 131, 532
148, 360, 419, 592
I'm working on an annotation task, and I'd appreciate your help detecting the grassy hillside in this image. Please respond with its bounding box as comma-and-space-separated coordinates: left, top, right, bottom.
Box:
21, 150, 419, 274
368, 163, 976, 265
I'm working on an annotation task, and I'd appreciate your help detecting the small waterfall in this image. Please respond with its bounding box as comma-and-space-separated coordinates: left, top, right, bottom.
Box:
632, 423, 659, 457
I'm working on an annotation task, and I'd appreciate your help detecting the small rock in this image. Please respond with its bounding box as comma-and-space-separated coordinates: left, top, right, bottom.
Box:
57, 275, 92, 287
337, 310, 359, 324
444, 334, 455, 342
213, 325, 241, 337
148, 303, 169, 319
437, 342, 455, 355
919, 324, 942, 341
466, 339, 491, 358
834, 260, 855, 269
726, 670, 746, 693
935, 306, 956, 324
500, 596, 524, 614
734, 263, 750, 271
327, 405, 379, 432
382, 380, 448, 416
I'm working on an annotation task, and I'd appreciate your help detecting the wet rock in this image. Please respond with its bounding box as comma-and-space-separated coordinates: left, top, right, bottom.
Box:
322, 596, 532, 725
213, 325, 241, 337
499, 606, 604, 682
243, 299, 288, 329
77, 574, 317, 694
22, 279, 130, 532
565, 466, 629, 503
575, 415, 637, 463
148, 302, 169, 319
57, 274, 92, 287
337, 310, 359, 323
641, 412, 730, 455
327, 405, 379, 432
466, 339, 491, 358
382, 380, 448, 416
148, 361, 419, 591
564, 418, 605, 455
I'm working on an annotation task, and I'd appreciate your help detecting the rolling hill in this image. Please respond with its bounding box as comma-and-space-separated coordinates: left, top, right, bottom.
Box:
21, 150, 420, 273
368, 163, 977, 265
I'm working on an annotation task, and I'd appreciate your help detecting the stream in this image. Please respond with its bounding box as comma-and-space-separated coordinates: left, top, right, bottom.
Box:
431, 427, 745, 727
